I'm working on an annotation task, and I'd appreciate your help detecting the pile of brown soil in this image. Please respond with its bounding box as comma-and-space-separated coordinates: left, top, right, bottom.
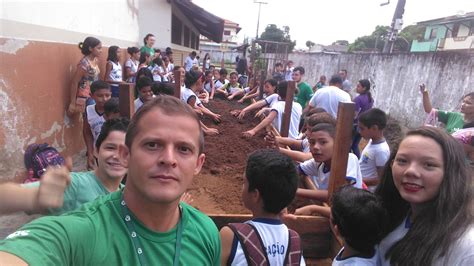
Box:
189, 99, 268, 214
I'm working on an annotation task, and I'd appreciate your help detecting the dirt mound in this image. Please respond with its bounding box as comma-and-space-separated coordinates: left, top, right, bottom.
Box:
190, 99, 268, 214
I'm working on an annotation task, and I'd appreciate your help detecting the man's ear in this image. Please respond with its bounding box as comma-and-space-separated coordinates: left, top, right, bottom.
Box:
193, 153, 206, 175
118, 144, 130, 168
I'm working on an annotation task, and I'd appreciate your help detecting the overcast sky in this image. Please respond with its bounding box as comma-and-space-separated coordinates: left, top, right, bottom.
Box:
193, 0, 474, 48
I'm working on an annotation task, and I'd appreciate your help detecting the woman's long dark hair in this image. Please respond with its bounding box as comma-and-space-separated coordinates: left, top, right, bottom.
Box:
107, 46, 119, 62
376, 126, 472, 265
358, 79, 373, 103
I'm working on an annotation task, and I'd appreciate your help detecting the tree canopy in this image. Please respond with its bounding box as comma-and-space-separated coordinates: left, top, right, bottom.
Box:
348, 25, 424, 52
259, 24, 296, 53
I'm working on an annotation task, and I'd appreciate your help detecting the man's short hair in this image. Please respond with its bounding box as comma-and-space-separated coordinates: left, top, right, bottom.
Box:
339, 69, 348, 75
153, 82, 174, 96
95, 118, 130, 150
275, 62, 283, 67
125, 95, 204, 154
329, 75, 343, 86
359, 108, 387, 130
293, 66, 305, 75
276, 81, 288, 99
219, 68, 228, 76
136, 77, 153, 91
245, 149, 298, 214
91, 80, 111, 94
306, 113, 336, 128
331, 186, 388, 255
104, 98, 120, 115
191, 51, 197, 56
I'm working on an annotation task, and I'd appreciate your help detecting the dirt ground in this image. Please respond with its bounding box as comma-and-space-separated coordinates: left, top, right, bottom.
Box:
189, 99, 269, 214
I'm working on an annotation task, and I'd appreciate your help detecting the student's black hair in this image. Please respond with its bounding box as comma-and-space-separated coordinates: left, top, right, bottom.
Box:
229, 71, 238, 77
462, 91, 474, 101
264, 78, 278, 87
276, 81, 288, 99
106, 46, 119, 62
90, 80, 110, 94
78, 37, 101, 56
155, 82, 175, 96
376, 126, 472, 266
245, 149, 298, 214
303, 106, 326, 119
204, 70, 213, 77
139, 52, 150, 65
127, 46, 139, 55
340, 69, 348, 75
104, 98, 119, 115
329, 75, 343, 86
136, 76, 153, 91
154, 48, 161, 54
184, 69, 203, 88
306, 113, 336, 128
331, 186, 388, 255
311, 123, 336, 138
219, 68, 228, 76
358, 108, 387, 130
152, 56, 163, 66
293, 66, 305, 75
190, 51, 197, 56
143, 33, 154, 46
358, 79, 373, 103
275, 62, 283, 67
135, 68, 153, 86
95, 117, 130, 150
236, 58, 248, 75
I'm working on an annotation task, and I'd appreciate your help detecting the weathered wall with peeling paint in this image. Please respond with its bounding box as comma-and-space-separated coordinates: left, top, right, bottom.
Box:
289, 52, 473, 128
0, 39, 112, 181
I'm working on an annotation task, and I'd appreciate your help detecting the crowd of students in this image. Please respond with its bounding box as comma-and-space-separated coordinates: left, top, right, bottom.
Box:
0, 34, 472, 266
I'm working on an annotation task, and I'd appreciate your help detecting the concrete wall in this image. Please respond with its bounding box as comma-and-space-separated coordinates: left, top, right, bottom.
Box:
0, 0, 140, 181
289, 52, 473, 128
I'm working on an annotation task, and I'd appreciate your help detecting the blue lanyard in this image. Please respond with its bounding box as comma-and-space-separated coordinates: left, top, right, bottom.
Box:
120, 194, 183, 266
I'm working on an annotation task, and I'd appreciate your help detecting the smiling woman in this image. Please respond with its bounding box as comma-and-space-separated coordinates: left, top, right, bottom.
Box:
376, 126, 473, 266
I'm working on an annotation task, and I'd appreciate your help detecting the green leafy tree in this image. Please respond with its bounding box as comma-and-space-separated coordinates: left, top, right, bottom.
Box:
259, 24, 296, 53
306, 40, 315, 48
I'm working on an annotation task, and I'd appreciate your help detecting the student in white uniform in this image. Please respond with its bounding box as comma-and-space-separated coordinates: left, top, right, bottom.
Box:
124, 47, 140, 83
234, 79, 279, 120
294, 123, 365, 218
220, 149, 305, 266
104, 46, 123, 97
83, 80, 111, 170
331, 186, 388, 266
376, 127, 473, 266
134, 76, 155, 112
242, 81, 302, 139
357, 108, 390, 191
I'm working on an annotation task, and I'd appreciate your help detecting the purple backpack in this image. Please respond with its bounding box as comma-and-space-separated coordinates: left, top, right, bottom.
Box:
24, 143, 65, 181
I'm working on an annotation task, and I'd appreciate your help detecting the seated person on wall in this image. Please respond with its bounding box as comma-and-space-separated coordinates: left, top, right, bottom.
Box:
0, 118, 129, 216
0, 96, 221, 265
242, 81, 302, 139
220, 149, 305, 265
215, 71, 246, 100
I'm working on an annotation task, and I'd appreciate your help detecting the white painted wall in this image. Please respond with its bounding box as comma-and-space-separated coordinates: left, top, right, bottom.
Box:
0, 0, 139, 46
138, 0, 171, 49
442, 35, 474, 50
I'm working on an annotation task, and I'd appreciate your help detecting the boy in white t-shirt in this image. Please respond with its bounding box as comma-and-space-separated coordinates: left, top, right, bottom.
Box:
242, 81, 302, 139
357, 108, 390, 190
294, 123, 365, 218
216, 71, 245, 100
331, 186, 388, 266
220, 149, 305, 266
134, 76, 155, 112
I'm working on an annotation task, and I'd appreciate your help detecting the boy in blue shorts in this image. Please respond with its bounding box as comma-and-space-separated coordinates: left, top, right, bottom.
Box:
220, 149, 305, 265
357, 108, 390, 190
331, 186, 388, 265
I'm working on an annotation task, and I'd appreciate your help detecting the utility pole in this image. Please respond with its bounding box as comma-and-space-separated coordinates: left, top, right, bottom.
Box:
254, 0, 268, 39
382, 0, 406, 53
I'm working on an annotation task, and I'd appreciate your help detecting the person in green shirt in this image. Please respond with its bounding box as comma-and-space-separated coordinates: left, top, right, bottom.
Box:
0, 96, 220, 265
140, 33, 156, 59
420, 84, 474, 134
0, 118, 129, 215
292, 66, 313, 109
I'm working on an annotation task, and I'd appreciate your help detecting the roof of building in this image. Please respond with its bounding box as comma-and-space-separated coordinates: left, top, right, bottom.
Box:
417, 11, 474, 26
173, 0, 224, 43
224, 19, 242, 33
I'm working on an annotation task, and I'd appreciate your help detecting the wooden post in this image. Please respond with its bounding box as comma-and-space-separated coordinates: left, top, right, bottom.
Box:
280, 80, 296, 138
258, 70, 265, 99
119, 83, 135, 119
173, 70, 182, 99
327, 102, 356, 203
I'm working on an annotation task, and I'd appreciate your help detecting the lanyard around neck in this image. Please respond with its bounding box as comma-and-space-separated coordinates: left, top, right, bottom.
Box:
120, 194, 183, 266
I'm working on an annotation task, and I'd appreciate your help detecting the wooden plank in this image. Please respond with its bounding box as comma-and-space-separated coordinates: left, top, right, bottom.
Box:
173, 70, 182, 99
119, 83, 135, 119
280, 80, 296, 138
208, 213, 332, 258
258, 70, 265, 100
327, 102, 356, 203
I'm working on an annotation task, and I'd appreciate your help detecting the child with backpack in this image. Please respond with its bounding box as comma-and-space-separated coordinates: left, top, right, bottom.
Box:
220, 149, 305, 265
331, 186, 388, 265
